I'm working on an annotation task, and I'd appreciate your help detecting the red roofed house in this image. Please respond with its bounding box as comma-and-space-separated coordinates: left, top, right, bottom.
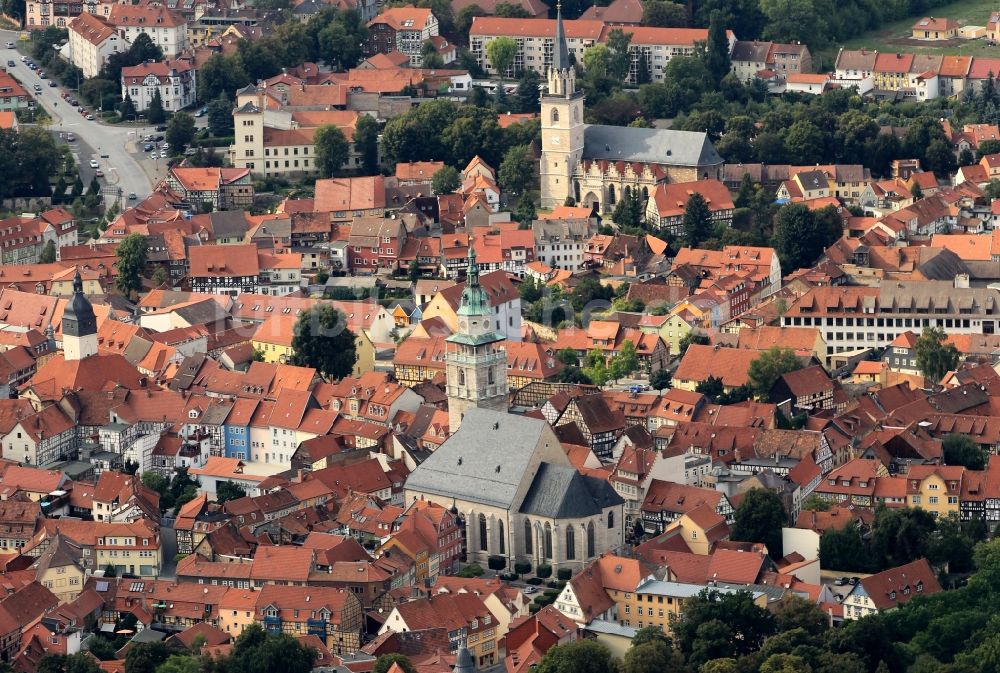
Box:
645, 179, 734, 234
912, 16, 959, 40
366, 7, 440, 66
188, 244, 261, 296
843, 558, 941, 619
164, 166, 253, 211
121, 60, 196, 113
379, 592, 502, 667
68, 13, 125, 79
109, 3, 188, 57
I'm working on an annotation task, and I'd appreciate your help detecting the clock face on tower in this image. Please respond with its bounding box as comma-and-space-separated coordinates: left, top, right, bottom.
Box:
551, 135, 561, 145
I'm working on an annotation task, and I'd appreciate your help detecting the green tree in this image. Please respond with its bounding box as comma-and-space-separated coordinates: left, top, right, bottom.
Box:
783, 119, 826, 165
215, 480, 247, 504
871, 507, 936, 569
605, 28, 633, 82
621, 640, 685, 673
535, 640, 616, 673
819, 521, 872, 572
610, 339, 639, 381
986, 179, 1000, 201
943, 433, 987, 470
730, 488, 787, 557
354, 114, 380, 174
760, 654, 811, 673
486, 36, 518, 77
146, 89, 165, 124
915, 326, 960, 383
314, 125, 350, 177
678, 332, 709, 357
372, 654, 416, 673
515, 194, 537, 224
40, 239, 56, 264
197, 53, 250, 102
155, 656, 200, 673
770, 203, 826, 271
115, 233, 148, 299
291, 305, 358, 380
166, 112, 196, 151
583, 349, 609, 387
748, 347, 802, 399
773, 595, 828, 635
683, 192, 714, 247
87, 637, 118, 661
118, 94, 137, 121
152, 266, 169, 287
675, 590, 776, 665
431, 165, 461, 195
207, 94, 235, 137
498, 144, 534, 196
611, 188, 644, 229
801, 494, 830, 512
455, 4, 487, 37
124, 642, 171, 673
650, 369, 671, 390
704, 11, 730, 85
643, 0, 687, 26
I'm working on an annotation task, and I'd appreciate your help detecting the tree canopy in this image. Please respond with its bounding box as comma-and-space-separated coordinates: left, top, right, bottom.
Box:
290, 305, 359, 379
730, 488, 787, 557
115, 233, 148, 298
915, 326, 960, 383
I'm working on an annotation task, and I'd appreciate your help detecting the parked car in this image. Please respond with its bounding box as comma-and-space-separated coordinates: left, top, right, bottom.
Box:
143, 143, 154, 152
48, 80, 56, 87
61, 91, 70, 99
89, 159, 98, 168
155, 125, 167, 132
523, 586, 538, 595
85, 114, 94, 120
184, 147, 197, 156
128, 192, 137, 200
94, 169, 104, 177
5, 42, 13, 49
195, 107, 206, 117
152, 134, 164, 141
38, 71, 46, 79
65, 133, 75, 142
6, 61, 13, 68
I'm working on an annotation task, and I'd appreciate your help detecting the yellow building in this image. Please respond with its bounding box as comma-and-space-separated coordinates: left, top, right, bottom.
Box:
905, 465, 964, 518
640, 313, 695, 356
219, 588, 259, 638
30, 533, 87, 604
619, 581, 767, 634
252, 313, 375, 376
662, 506, 730, 556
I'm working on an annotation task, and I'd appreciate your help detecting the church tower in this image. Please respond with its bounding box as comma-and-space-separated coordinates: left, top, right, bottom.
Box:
446, 248, 508, 430
62, 269, 97, 361
539, 2, 585, 210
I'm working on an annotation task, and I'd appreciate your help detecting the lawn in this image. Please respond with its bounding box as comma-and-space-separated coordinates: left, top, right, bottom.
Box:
818, 0, 1000, 66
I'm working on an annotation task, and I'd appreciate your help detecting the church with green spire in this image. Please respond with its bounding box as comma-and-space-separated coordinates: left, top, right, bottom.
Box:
445, 248, 508, 429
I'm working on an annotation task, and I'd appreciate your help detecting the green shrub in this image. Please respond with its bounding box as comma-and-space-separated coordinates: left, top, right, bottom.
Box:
536, 564, 552, 579
514, 560, 532, 576
487, 555, 507, 571
557, 567, 572, 581
526, 577, 543, 585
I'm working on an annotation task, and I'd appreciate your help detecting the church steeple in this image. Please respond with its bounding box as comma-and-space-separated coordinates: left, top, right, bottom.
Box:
445, 245, 508, 430
553, 2, 569, 72
546, 2, 576, 97
62, 267, 98, 361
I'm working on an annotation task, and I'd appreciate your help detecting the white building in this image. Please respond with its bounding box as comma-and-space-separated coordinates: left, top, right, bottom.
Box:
68, 13, 126, 79
109, 3, 188, 58
121, 59, 196, 112
532, 216, 597, 271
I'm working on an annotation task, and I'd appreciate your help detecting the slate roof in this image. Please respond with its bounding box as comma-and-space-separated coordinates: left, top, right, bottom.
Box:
582, 125, 723, 167
519, 462, 623, 518
403, 409, 552, 509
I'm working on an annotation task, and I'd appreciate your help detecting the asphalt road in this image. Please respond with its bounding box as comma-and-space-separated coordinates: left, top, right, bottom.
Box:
0, 30, 164, 205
